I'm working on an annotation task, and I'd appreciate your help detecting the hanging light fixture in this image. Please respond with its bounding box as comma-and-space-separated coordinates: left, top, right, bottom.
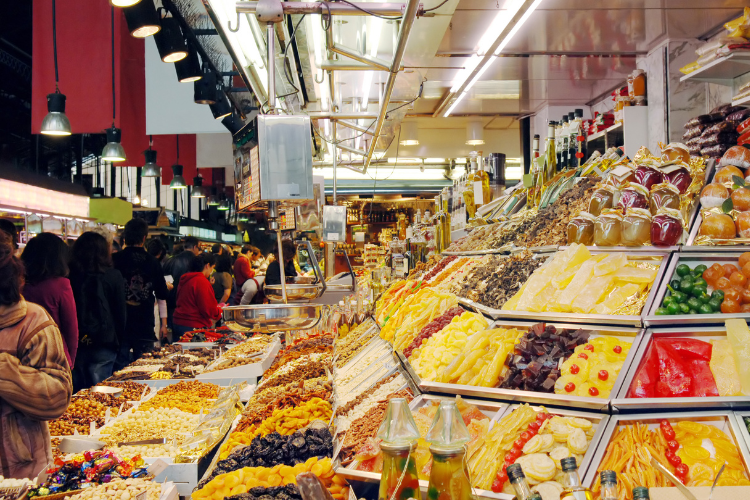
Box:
217, 194, 230, 211
41, 0, 71, 136
191, 176, 206, 198
221, 112, 245, 134
174, 42, 202, 82
399, 121, 419, 146
207, 187, 220, 206
169, 136, 187, 189
123, 0, 160, 38
154, 9, 187, 62
141, 136, 161, 177
209, 86, 232, 120
194, 68, 217, 104
102, 8, 126, 162
111, 0, 141, 7
466, 119, 485, 145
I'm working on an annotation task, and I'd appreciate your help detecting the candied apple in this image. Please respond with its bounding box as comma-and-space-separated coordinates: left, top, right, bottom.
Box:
737, 211, 750, 238
715, 165, 744, 185
732, 187, 750, 211
700, 183, 729, 209
700, 213, 736, 239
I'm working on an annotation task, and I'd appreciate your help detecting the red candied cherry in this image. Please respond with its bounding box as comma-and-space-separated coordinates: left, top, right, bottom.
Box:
578, 353, 588, 360
528, 421, 541, 431
570, 364, 580, 375
598, 370, 609, 381
520, 431, 533, 442
667, 440, 679, 452
491, 478, 503, 493
666, 451, 682, 467
536, 412, 549, 421
584, 344, 595, 352
565, 382, 576, 393
588, 386, 599, 396
675, 463, 689, 481
613, 345, 622, 354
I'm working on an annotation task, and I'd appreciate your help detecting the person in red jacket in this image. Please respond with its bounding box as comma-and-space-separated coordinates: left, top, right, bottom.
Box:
172, 253, 222, 338
233, 245, 255, 288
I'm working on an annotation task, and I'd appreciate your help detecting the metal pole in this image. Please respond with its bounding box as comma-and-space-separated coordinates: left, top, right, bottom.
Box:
267, 22, 276, 111
237, 2, 407, 16
362, 0, 419, 174
332, 121, 337, 204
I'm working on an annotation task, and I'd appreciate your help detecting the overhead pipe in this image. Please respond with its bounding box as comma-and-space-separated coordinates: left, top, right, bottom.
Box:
337, 120, 374, 135
307, 111, 380, 119
320, 60, 386, 71
361, 0, 420, 174
329, 43, 391, 72
337, 143, 367, 156
236, 2, 408, 16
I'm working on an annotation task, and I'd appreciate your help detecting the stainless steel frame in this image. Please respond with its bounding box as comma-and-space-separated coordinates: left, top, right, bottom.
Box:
611, 326, 750, 412
222, 303, 322, 332
644, 251, 750, 326
581, 411, 750, 491
397, 321, 644, 413
486, 250, 670, 326
685, 211, 750, 252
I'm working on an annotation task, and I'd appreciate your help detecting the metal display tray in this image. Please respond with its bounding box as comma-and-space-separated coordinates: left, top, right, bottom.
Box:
612, 327, 750, 412
644, 251, 750, 326
483, 250, 671, 326
397, 321, 643, 413
581, 411, 750, 492
732, 411, 750, 455
684, 211, 750, 252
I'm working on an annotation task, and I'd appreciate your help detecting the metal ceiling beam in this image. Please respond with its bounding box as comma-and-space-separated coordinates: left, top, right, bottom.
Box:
319, 60, 384, 71
337, 143, 367, 156
361, 0, 420, 174
236, 2, 409, 16
329, 44, 391, 72
432, 0, 536, 118
307, 112, 379, 119
337, 120, 374, 135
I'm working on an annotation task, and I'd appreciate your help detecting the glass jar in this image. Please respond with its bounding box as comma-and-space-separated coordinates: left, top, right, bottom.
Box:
632, 69, 646, 97
427, 448, 472, 500
651, 207, 684, 246
661, 143, 691, 164
379, 442, 420, 500
662, 163, 692, 194
617, 183, 650, 213
594, 209, 623, 246
567, 212, 596, 245
634, 164, 665, 190
588, 186, 616, 216
627, 73, 635, 98
621, 208, 652, 246
650, 182, 681, 215
608, 166, 636, 188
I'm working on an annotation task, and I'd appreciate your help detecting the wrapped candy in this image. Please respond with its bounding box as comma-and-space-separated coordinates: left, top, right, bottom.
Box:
651, 207, 684, 246
616, 183, 650, 213
621, 208, 652, 246
588, 185, 616, 216
649, 182, 680, 215
660, 162, 692, 194
634, 164, 664, 190
567, 212, 596, 245
594, 209, 623, 246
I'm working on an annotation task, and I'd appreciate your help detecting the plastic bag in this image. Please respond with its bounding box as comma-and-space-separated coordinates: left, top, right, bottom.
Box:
688, 144, 702, 155
728, 108, 750, 123
725, 7, 750, 38
720, 105, 747, 117
701, 143, 733, 157
685, 113, 723, 128
717, 43, 750, 57
738, 130, 750, 145
696, 37, 748, 56
704, 121, 737, 134
680, 61, 702, 75
699, 130, 739, 147
710, 104, 733, 115
683, 125, 706, 140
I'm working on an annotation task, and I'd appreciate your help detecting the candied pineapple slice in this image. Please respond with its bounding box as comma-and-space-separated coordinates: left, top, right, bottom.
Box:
592, 283, 645, 315
726, 319, 750, 395
528, 285, 558, 312
593, 252, 628, 276
711, 338, 743, 397
553, 259, 597, 313
571, 276, 615, 313
565, 243, 593, 270
611, 266, 658, 284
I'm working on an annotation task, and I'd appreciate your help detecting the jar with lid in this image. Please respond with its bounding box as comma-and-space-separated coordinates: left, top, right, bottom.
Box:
567, 212, 596, 245
651, 207, 684, 246
621, 208, 652, 246
649, 182, 681, 215
632, 69, 646, 97
661, 143, 691, 165
616, 183, 650, 213
627, 73, 635, 99
588, 185, 616, 216
594, 209, 623, 246
634, 164, 665, 190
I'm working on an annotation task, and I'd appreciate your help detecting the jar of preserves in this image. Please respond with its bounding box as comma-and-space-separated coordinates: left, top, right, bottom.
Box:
567, 212, 596, 245
594, 209, 623, 246
632, 69, 646, 97
617, 183, 650, 213
608, 165, 636, 187
651, 207, 684, 246
661, 143, 690, 164
634, 164, 665, 190
649, 182, 681, 215
627, 73, 635, 98
588, 185, 616, 216
621, 208, 652, 246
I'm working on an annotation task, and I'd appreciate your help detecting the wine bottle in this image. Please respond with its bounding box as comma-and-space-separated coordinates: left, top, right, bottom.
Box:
544, 121, 557, 185
506, 464, 534, 500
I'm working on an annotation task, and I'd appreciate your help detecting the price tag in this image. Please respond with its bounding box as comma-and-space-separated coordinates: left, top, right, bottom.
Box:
473, 180, 484, 205
348, 487, 357, 500
332, 435, 345, 461
327, 233, 340, 241
522, 174, 533, 188
159, 482, 178, 500
147, 459, 169, 478
104, 407, 111, 423
136, 491, 148, 500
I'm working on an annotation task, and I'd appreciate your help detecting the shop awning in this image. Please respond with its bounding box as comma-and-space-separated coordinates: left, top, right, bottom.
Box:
89, 198, 133, 226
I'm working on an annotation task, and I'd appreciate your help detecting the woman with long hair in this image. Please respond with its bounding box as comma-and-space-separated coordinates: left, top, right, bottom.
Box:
21, 233, 79, 367
68, 231, 126, 391
0, 232, 72, 478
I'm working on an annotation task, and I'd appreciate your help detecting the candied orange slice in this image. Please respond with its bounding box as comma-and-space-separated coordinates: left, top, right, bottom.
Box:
737, 478, 750, 486
718, 476, 739, 486
683, 446, 710, 460
676, 449, 698, 467
676, 421, 706, 435
680, 436, 705, 447
712, 438, 740, 455
689, 463, 713, 482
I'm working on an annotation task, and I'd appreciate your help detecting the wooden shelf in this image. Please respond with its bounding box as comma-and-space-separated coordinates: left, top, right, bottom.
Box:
680, 52, 750, 86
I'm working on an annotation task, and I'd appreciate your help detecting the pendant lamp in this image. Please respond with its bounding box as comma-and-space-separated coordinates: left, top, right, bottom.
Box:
174, 43, 202, 82
169, 136, 187, 189
207, 187, 220, 206
112, 0, 141, 8
123, 0, 160, 38
41, 0, 72, 136
399, 121, 419, 146
466, 119, 485, 146
141, 137, 161, 177
194, 69, 217, 104
209, 87, 232, 120
217, 194, 230, 210
102, 7, 126, 162
191, 176, 206, 197
154, 10, 188, 62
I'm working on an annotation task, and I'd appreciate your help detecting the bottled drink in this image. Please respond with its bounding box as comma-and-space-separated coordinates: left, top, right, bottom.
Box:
506, 464, 534, 500
559, 457, 593, 500
533, 134, 540, 158
632, 486, 649, 500
560, 115, 569, 170
574, 109, 585, 168
554, 120, 563, 168
567, 111, 576, 170
463, 161, 477, 220
600, 471, 618, 500
544, 121, 558, 185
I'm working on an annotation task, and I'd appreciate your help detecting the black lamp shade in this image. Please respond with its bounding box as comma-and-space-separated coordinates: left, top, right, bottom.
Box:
123, 0, 160, 38
175, 45, 202, 82
209, 89, 232, 120
154, 16, 188, 62
222, 113, 244, 134
194, 71, 217, 104
169, 164, 187, 189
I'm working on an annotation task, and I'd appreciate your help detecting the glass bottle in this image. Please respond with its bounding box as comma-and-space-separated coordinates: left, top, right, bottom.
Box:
560, 115, 569, 170
480, 157, 492, 205
568, 111, 577, 170
621, 208, 652, 246
559, 457, 593, 500
649, 182, 680, 215
594, 209, 623, 246
533, 134, 540, 158
554, 120, 562, 168
632, 486, 649, 500
567, 212, 596, 245
616, 183, 650, 213
544, 121, 558, 184
573, 109, 585, 168
463, 163, 477, 220
377, 398, 421, 500
426, 401, 472, 500
600, 471, 618, 500
507, 464, 534, 500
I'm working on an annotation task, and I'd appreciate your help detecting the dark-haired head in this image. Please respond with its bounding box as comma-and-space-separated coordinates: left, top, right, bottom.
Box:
189, 252, 216, 273
215, 255, 232, 274
0, 220, 18, 250
0, 232, 24, 306
70, 232, 112, 274
184, 236, 199, 250
21, 232, 69, 285
146, 239, 166, 260
122, 218, 149, 247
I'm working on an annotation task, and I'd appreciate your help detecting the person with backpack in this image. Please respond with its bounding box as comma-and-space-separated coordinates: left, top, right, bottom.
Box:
68, 231, 126, 391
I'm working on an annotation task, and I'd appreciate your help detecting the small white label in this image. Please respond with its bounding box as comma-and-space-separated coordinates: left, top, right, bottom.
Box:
348, 487, 357, 500
473, 181, 484, 204
327, 232, 340, 241
136, 491, 148, 500
147, 459, 169, 477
